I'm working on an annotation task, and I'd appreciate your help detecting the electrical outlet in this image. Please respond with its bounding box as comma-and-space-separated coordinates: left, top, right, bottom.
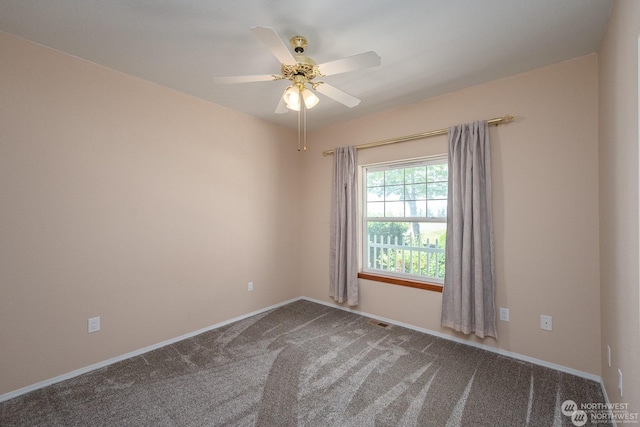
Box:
247, 282, 254, 292
540, 315, 552, 331
499, 308, 509, 322
88, 317, 100, 333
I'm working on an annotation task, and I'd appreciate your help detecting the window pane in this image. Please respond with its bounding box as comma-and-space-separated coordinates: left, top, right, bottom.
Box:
385, 185, 404, 201
405, 183, 426, 200
367, 186, 384, 202
367, 171, 385, 187
427, 182, 447, 199
367, 221, 410, 240
385, 169, 404, 185
420, 222, 447, 247
404, 166, 426, 184
363, 158, 448, 283
427, 200, 447, 218
385, 201, 404, 217
405, 200, 426, 217
366, 222, 446, 244
366, 221, 447, 280
427, 164, 448, 182
367, 202, 384, 217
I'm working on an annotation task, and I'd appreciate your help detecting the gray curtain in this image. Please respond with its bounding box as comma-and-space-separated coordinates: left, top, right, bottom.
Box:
441, 120, 497, 338
329, 146, 358, 306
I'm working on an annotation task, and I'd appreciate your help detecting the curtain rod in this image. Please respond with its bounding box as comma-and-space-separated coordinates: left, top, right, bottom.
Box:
322, 115, 514, 156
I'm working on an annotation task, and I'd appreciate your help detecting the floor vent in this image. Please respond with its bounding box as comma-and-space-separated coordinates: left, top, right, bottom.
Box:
367, 319, 390, 328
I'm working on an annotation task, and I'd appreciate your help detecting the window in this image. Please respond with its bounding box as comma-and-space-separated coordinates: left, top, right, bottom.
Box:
362, 156, 448, 286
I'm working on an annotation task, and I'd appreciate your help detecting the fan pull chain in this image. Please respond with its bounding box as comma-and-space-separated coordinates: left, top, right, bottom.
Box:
303, 100, 307, 151
297, 100, 301, 151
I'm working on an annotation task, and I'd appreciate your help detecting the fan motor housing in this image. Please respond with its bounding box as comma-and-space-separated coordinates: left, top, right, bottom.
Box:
281, 55, 321, 81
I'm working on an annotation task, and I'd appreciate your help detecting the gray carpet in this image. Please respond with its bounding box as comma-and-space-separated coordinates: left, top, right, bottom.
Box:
1, 300, 609, 426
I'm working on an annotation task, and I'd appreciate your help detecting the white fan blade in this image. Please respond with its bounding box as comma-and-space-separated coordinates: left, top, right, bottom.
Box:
250, 26, 296, 65
315, 83, 361, 108
214, 74, 277, 84
318, 51, 381, 76
275, 97, 288, 114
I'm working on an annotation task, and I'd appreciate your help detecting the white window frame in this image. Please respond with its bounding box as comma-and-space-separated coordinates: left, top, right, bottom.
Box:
361, 155, 448, 285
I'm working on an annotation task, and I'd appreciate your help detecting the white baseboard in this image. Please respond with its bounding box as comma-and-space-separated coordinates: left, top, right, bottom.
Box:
0, 297, 300, 403
301, 296, 603, 383
1, 295, 604, 403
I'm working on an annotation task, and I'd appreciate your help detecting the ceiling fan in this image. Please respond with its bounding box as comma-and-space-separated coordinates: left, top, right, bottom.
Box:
214, 26, 381, 114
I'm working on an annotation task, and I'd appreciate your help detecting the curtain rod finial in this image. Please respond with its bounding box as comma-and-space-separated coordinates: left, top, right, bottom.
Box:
494, 115, 514, 126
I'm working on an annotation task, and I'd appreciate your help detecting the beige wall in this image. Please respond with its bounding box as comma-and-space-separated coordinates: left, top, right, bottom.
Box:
0, 33, 302, 395
598, 0, 640, 411
2, 16, 626, 398
302, 54, 602, 375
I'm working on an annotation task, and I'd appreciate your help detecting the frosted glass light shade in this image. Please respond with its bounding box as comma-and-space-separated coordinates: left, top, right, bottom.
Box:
283, 86, 300, 110
283, 85, 319, 111
302, 90, 319, 109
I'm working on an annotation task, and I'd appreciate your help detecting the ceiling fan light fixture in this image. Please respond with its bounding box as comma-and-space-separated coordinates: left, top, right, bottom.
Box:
302, 89, 319, 109
215, 26, 381, 151
215, 27, 380, 118
283, 85, 300, 110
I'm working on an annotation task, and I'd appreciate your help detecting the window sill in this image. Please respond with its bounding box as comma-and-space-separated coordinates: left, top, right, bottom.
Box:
358, 272, 443, 293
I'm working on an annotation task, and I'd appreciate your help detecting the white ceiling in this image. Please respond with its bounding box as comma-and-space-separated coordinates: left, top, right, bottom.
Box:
0, 0, 612, 130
